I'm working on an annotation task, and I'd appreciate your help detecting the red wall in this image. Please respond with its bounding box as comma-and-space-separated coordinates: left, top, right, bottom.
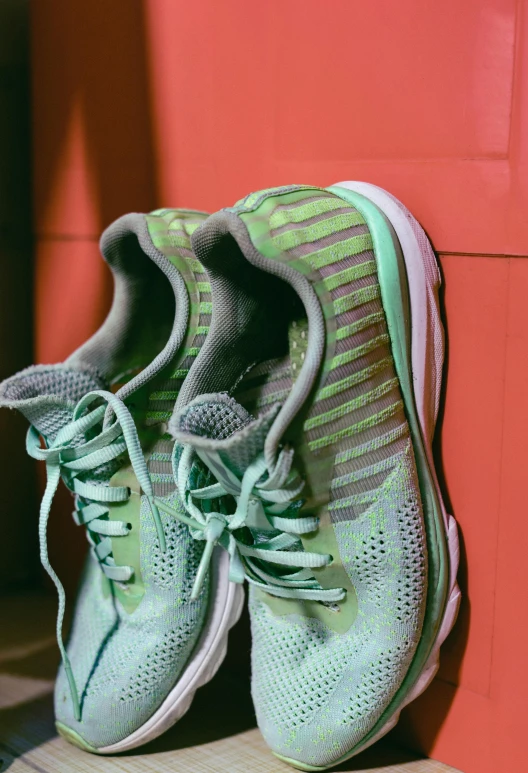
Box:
31, 3, 528, 771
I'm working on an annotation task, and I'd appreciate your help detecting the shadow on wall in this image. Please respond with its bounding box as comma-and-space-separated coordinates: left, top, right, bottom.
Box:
30, 1, 162, 595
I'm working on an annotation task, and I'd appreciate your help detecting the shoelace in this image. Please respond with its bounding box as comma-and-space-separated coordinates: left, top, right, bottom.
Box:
27, 390, 163, 721
155, 444, 346, 604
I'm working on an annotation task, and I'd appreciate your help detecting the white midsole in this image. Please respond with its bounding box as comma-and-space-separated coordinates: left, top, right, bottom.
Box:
98, 548, 244, 753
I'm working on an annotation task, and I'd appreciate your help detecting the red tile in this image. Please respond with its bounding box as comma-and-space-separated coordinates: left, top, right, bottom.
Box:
34, 238, 112, 364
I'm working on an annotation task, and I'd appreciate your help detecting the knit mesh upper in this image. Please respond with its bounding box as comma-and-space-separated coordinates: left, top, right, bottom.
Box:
249, 445, 426, 767
2, 208, 216, 749
233, 190, 411, 519
143, 210, 212, 498
188, 186, 429, 768
54, 208, 214, 747
55, 494, 209, 745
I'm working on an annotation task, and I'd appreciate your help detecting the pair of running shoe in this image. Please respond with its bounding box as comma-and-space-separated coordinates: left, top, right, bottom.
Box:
0, 182, 460, 771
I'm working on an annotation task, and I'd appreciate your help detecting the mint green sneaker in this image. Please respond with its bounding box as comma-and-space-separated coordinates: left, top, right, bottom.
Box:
164, 186, 460, 770
0, 209, 243, 753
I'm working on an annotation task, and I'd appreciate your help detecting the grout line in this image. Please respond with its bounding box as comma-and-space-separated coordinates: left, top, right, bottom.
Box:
485, 256, 512, 701
439, 251, 528, 259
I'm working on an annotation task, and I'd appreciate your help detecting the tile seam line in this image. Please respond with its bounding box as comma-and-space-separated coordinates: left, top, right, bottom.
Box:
434, 676, 495, 698
505, 0, 523, 157
439, 251, 528, 259
486, 255, 512, 702
280, 155, 510, 164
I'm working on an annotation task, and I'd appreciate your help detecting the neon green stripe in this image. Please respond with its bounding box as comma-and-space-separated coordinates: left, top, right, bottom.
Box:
150, 473, 174, 484
335, 311, 385, 341
146, 411, 172, 421
149, 391, 179, 401
184, 221, 201, 235
167, 225, 185, 235
241, 190, 326, 248
196, 282, 211, 293
332, 450, 404, 490
185, 258, 205, 273
328, 490, 378, 511
272, 212, 366, 251
149, 452, 172, 462
168, 234, 191, 249
305, 233, 373, 270
333, 284, 380, 315
335, 424, 408, 465
330, 333, 389, 370
199, 302, 213, 314
147, 217, 170, 232
321, 260, 377, 292
238, 185, 314, 211
305, 378, 399, 431
171, 369, 189, 379
183, 347, 200, 357
196, 325, 210, 336
316, 356, 393, 401
270, 196, 356, 228
308, 401, 404, 451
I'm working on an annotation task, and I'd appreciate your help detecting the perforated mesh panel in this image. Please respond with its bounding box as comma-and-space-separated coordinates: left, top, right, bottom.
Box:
250, 445, 427, 766
57, 493, 210, 747
149, 517, 205, 593
251, 607, 345, 731
119, 618, 197, 702
179, 399, 250, 440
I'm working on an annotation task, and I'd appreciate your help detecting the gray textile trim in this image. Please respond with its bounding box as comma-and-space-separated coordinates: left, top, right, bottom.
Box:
176, 392, 252, 440
0, 363, 106, 440
170, 393, 280, 478
170, 392, 279, 452
187, 211, 325, 471
66, 213, 189, 400
0, 362, 106, 405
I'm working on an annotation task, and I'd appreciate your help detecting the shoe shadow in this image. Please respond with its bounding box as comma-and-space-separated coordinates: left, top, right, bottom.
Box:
327, 740, 430, 772
121, 602, 256, 755
0, 639, 59, 772
126, 667, 257, 756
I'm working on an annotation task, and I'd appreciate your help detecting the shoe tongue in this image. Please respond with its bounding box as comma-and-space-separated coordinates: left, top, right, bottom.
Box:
170, 394, 279, 477
0, 364, 106, 442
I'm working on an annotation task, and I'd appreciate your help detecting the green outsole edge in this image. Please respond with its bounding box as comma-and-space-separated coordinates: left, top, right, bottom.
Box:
56, 721, 100, 754
274, 186, 450, 772
273, 750, 328, 771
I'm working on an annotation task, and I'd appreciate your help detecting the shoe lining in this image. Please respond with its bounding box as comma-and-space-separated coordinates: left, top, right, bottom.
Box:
67, 220, 177, 389
177, 230, 305, 409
